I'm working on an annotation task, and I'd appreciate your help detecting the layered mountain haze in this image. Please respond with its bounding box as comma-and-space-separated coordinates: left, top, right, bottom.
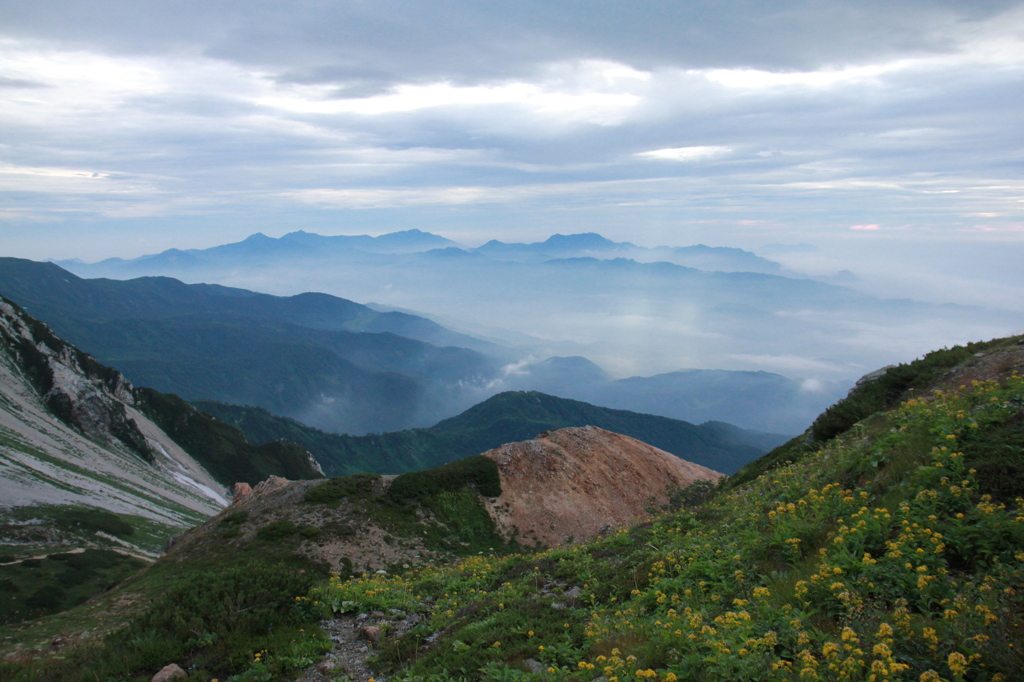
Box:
58, 230, 1023, 391
0, 258, 508, 434
2, 256, 845, 434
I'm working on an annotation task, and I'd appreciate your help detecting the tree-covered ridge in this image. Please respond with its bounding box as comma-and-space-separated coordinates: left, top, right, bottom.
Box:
196, 391, 788, 477
134, 388, 322, 486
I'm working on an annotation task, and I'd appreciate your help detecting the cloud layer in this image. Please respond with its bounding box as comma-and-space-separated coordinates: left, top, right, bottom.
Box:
1, 0, 1023, 308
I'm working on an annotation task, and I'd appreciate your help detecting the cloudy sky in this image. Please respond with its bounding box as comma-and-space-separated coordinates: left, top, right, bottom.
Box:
3, 0, 1024, 308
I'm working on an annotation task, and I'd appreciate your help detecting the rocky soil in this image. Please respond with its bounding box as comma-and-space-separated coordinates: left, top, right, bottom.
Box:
482, 425, 723, 547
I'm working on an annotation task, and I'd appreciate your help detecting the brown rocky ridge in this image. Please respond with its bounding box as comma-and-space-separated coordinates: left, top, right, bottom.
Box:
164, 426, 721, 581
481, 425, 723, 547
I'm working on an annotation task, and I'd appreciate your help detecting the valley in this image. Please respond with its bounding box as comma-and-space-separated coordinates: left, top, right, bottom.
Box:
6, 4, 1024, 679
1, 237, 1023, 681
2, 329, 1022, 681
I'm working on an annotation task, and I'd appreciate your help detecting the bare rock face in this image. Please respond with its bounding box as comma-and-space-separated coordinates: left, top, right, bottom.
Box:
151, 663, 187, 682
482, 426, 723, 547
0, 299, 151, 458
253, 475, 291, 497
231, 476, 292, 505
233, 482, 254, 504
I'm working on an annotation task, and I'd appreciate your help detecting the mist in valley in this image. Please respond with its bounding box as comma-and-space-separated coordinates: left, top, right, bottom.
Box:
55, 231, 1024, 436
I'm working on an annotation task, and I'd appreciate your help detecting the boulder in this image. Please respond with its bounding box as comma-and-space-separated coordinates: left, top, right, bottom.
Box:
232, 482, 253, 504
151, 663, 187, 682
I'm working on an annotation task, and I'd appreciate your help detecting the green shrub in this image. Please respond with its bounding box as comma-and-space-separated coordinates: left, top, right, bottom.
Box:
54, 508, 134, 538
220, 510, 249, 526
257, 519, 297, 541
960, 410, 1024, 502
25, 587, 64, 610
0, 557, 328, 680
387, 455, 501, 502
304, 473, 381, 504
662, 479, 720, 511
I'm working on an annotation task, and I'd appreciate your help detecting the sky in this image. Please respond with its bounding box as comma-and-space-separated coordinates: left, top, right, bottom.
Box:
2, 0, 1024, 310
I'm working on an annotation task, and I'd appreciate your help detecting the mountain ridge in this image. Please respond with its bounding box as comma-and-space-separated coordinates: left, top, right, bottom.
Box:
194, 389, 788, 476
2, 257, 851, 434
4, 334, 1024, 680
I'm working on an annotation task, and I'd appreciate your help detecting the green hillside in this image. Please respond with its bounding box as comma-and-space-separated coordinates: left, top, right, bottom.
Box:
310, 366, 1024, 682
0, 257, 500, 435
5, 338, 1023, 682
727, 334, 1024, 489
195, 390, 789, 476
133, 388, 323, 486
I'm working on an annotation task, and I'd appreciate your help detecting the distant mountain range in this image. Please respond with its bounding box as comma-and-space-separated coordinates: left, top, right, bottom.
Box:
61, 229, 783, 276
1, 257, 849, 434
54, 229, 1022, 410
196, 390, 789, 476
473, 232, 786, 273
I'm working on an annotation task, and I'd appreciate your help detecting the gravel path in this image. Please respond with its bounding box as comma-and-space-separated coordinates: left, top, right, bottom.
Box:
297, 610, 424, 682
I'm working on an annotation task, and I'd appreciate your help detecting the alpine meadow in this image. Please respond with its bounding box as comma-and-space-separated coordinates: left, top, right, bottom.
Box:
2, 1, 1024, 681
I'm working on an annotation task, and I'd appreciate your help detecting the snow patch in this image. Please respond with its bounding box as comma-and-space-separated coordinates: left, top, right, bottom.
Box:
170, 471, 230, 506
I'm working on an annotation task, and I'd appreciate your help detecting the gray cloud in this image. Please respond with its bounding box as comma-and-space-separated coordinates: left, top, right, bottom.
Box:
5, 1, 1020, 78
1, 0, 1023, 314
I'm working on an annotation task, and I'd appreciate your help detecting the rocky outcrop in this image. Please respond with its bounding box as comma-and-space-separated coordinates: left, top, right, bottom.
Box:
151, 663, 186, 681
233, 482, 254, 504
482, 426, 723, 547
0, 298, 152, 460
253, 475, 292, 497
232, 476, 293, 505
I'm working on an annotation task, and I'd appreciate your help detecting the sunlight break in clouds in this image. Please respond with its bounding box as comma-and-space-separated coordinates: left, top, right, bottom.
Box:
850, 224, 881, 231
258, 59, 647, 126
635, 146, 732, 162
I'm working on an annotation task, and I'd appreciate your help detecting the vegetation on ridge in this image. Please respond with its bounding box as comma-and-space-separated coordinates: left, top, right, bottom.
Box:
134, 388, 323, 486
196, 391, 786, 477
304, 373, 1024, 681
727, 335, 1024, 489
4, 338, 1024, 681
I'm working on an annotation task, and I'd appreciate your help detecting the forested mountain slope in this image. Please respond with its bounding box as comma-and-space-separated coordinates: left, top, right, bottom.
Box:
196, 390, 788, 476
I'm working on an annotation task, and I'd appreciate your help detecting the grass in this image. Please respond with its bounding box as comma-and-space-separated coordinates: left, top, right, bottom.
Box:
303, 373, 1024, 682
5, 357, 1024, 681
0, 550, 148, 626
727, 335, 1024, 489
